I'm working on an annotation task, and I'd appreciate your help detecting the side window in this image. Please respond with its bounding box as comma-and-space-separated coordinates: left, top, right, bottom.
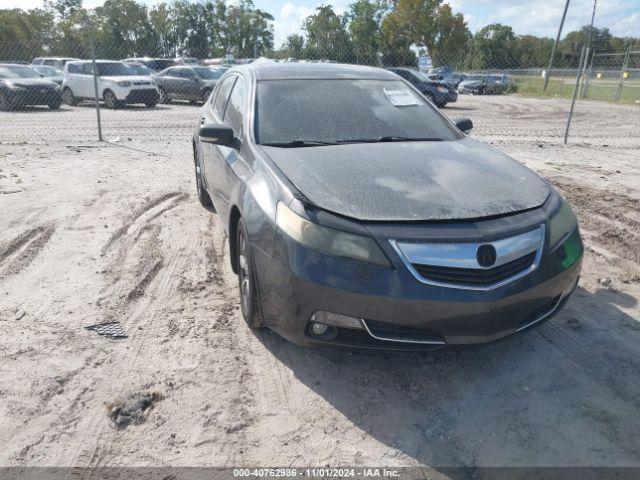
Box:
82, 63, 94, 75
213, 76, 236, 120
224, 78, 245, 135
68, 64, 80, 74
181, 69, 195, 79
43, 60, 54, 66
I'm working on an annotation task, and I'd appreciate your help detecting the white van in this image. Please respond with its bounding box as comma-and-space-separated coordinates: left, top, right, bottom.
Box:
62, 60, 159, 108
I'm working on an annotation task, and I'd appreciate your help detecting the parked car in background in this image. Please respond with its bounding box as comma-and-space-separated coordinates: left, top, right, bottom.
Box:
459, 74, 512, 95
388, 67, 457, 107
125, 62, 155, 77
426, 66, 453, 81
30, 65, 64, 85
0, 63, 62, 111
122, 57, 176, 72
175, 57, 199, 65
32, 57, 79, 69
192, 63, 583, 349
62, 60, 159, 108
154, 66, 224, 104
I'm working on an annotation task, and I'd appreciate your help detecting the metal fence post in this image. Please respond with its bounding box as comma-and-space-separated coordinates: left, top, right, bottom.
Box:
614, 45, 631, 102
544, 0, 571, 92
564, 46, 587, 145
90, 37, 103, 142
581, 49, 594, 98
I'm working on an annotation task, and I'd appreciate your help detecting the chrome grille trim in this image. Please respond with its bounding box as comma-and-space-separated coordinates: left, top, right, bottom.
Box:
390, 225, 545, 291
515, 293, 564, 332
360, 319, 447, 345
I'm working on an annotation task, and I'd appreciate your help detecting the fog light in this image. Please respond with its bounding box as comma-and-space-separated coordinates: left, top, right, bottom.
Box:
310, 322, 328, 335
311, 311, 363, 330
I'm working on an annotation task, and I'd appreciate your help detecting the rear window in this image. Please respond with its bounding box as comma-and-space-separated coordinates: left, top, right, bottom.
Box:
256, 79, 458, 145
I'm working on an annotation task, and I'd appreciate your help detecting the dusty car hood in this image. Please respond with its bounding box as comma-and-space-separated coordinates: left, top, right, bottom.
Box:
262, 137, 550, 222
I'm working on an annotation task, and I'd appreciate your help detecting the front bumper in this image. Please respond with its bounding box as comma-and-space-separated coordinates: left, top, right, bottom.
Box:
253, 227, 582, 350
9, 88, 61, 106
124, 88, 159, 104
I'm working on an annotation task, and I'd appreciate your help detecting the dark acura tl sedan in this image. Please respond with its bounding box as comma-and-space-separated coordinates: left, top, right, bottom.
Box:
193, 63, 583, 350
0, 63, 62, 111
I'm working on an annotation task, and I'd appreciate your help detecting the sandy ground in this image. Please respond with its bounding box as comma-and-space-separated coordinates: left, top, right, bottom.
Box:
0, 95, 639, 469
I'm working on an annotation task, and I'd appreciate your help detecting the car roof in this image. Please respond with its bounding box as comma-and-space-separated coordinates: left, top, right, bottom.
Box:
68, 60, 125, 64
233, 62, 399, 81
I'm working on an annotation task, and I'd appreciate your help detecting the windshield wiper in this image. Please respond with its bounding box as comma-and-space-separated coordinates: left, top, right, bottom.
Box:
337, 136, 444, 144
261, 140, 337, 148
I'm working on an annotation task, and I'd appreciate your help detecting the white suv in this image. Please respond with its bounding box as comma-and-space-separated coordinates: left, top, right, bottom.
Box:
32, 57, 79, 69
62, 60, 159, 108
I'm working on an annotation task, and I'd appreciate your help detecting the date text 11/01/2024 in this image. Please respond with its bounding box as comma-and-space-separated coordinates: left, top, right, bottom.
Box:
233, 468, 400, 477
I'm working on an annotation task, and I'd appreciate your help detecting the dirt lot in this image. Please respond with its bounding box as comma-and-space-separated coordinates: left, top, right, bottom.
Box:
1, 95, 639, 470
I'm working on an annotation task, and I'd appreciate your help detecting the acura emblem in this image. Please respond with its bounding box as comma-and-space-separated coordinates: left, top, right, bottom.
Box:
476, 244, 497, 268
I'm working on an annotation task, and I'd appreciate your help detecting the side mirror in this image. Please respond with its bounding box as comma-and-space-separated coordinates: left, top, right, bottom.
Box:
455, 118, 473, 133
199, 124, 236, 148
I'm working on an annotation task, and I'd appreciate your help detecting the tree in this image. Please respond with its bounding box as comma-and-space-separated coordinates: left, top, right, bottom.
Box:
431, 4, 470, 66
382, 0, 440, 53
347, 0, 385, 65
0, 8, 55, 61
516, 35, 554, 68
379, 11, 414, 66
303, 5, 353, 62
93, 0, 154, 58
283, 33, 305, 59
467, 23, 519, 69
44, 0, 82, 22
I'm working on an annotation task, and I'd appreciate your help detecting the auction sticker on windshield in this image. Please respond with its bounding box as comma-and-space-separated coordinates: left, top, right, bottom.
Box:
383, 88, 417, 106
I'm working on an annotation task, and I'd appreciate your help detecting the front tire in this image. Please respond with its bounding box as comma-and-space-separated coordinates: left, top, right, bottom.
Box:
158, 87, 170, 104
0, 91, 14, 111
104, 90, 121, 109
48, 99, 62, 110
237, 220, 263, 329
201, 88, 212, 103
193, 147, 214, 211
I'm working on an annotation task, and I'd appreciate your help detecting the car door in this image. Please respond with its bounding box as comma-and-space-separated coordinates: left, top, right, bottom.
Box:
200, 75, 237, 216
162, 68, 182, 99
180, 68, 200, 101
78, 63, 95, 98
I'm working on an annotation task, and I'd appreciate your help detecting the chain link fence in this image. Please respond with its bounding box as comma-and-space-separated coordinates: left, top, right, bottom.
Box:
1, 39, 639, 150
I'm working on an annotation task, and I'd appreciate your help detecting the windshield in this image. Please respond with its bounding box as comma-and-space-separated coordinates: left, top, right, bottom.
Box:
408, 70, 432, 82
193, 67, 223, 79
128, 64, 153, 75
96, 62, 135, 76
256, 79, 459, 145
0, 65, 41, 79
464, 75, 485, 81
33, 66, 62, 76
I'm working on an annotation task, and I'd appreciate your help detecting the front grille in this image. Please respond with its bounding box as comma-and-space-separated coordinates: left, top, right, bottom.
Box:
332, 327, 444, 350
413, 251, 536, 286
133, 81, 151, 85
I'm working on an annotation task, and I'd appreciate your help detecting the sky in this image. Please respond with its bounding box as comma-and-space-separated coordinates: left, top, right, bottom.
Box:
1, 0, 638, 47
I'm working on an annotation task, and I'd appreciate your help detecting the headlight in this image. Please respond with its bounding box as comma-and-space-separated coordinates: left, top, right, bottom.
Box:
117, 80, 132, 87
8, 83, 27, 91
276, 202, 390, 267
548, 196, 578, 251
